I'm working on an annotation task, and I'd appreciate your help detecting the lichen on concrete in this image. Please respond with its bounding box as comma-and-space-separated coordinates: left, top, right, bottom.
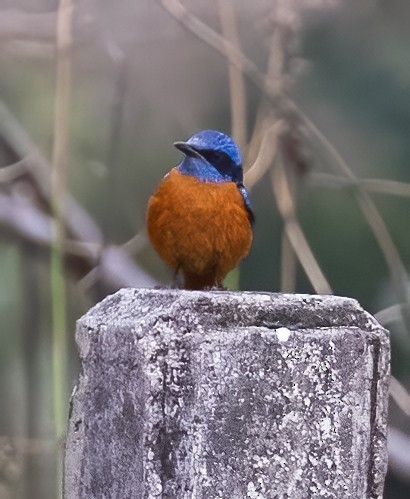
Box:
64, 289, 390, 499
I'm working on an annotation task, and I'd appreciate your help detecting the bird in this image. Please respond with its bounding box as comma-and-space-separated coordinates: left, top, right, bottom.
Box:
146, 129, 254, 290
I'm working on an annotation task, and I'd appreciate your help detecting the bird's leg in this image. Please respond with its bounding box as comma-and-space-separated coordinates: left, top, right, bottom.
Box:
207, 269, 225, 291
172, 265, 182, 289
211, 279, 226, 291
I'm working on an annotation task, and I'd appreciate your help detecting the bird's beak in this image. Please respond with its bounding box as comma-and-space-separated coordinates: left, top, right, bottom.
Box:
173, 141, 201, 158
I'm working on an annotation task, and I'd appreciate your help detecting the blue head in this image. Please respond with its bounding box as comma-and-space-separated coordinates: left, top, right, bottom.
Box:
174, 129, 243, 183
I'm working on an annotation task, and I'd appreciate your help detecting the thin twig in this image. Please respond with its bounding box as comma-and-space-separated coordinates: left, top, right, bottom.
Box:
121, 231, 147, 256
271, 153, 332, 294
217, 0, 247, 150
375, 304, 405, 326
279, 145, 299, 292
388, 427, 410, 481
390, 376, 410, 417
245, 32, 286, 168
157, 0, 281, 104
362, 178, 410, 197
268, 2, 299, 293
0, 157, 28, 182
51, 0, 72, 468
280, 233, 297, 292
310, 172, 410, 198
51, 1, 73, 490
105, 42, 128, 239
244, 119, 283, 190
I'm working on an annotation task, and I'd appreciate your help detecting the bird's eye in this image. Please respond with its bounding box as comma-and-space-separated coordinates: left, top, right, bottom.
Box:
206, 151, 220, 161
201, 150, 225, 165
200, 149, 242, 181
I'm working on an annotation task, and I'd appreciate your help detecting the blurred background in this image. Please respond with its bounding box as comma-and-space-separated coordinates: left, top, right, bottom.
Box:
0, 0, 409, 497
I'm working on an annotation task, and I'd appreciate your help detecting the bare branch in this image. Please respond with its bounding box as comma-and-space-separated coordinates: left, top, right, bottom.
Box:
0, 190, 156, 289
310, 172, 410, 198
51, 0, 72, 214
50, 0, 74, 440
362, 178, 410, 197
245, 119, 283, 190
280, 232, 297, 292
271, 154, 332, 294
388, 427, 410, 482
0, 157, 29, 182
0, 191, 55, 247
375, 304, 406, 326
390, 376, 410, 417
122, 232, 148, 256
0, 100, 103, 244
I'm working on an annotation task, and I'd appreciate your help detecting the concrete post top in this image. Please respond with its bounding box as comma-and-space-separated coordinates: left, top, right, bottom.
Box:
79, 287, 386, 334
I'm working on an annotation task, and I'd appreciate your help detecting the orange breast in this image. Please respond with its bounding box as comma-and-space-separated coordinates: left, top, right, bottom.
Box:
146, 168, 253, 288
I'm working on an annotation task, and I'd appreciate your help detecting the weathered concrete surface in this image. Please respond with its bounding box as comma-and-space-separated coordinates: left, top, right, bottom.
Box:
64, 289, 390, 499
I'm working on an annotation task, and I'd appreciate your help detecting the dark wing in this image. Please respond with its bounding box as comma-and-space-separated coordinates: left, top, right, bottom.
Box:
237, 183, 255, 226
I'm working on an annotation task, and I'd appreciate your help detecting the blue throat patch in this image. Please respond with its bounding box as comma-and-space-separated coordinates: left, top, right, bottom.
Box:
178, 156, 232, 183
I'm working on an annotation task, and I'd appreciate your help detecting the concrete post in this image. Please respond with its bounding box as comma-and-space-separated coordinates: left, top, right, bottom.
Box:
64, 289, 390, 499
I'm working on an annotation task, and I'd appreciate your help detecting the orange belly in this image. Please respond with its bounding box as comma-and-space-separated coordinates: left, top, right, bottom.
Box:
146, 168, 253, 289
